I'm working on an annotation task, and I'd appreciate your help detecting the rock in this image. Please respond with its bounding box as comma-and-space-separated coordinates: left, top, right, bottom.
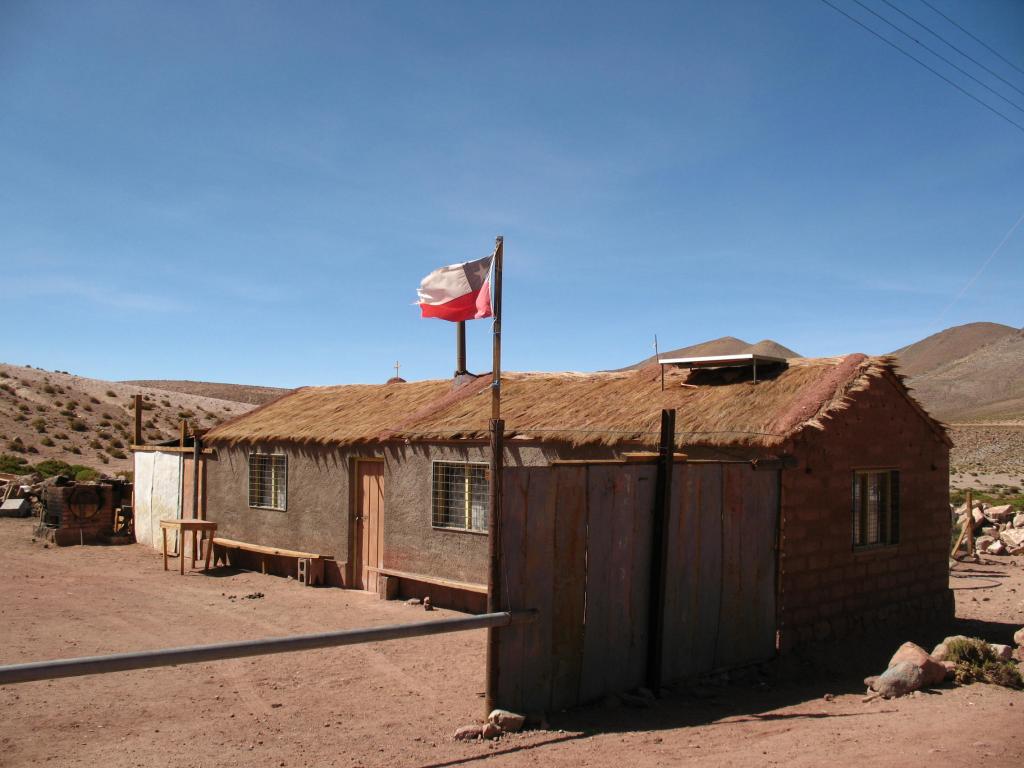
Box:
423, 596, 433, 611
864, 675, 880, 689
987, 540, 1007, 556
887, 642, 947, 687
1013, 514, 1024, 529
972, 508, 987, 528
1014, 627, 1024, 647
1015, 647, 1024, 663
454, 724, 482, 741
989, 644, 1013, 661
1000, 529, 1024, 550
931, 643, 949, 662
981, 526, 999, 537
872, 661, 925, 698
940, 661, 957, 680
974, 535, 995, 552
488, 709, 526, 732
481, 723, 502, 740
986, 504, 1015, 523
406, 598, 421, 605
943, 635, 968, 646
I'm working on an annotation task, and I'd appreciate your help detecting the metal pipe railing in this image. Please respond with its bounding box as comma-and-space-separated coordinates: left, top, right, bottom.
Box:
0, 610, 536, 686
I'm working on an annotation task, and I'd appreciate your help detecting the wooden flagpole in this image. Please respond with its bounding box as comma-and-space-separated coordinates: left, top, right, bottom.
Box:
485, 235, 504, 714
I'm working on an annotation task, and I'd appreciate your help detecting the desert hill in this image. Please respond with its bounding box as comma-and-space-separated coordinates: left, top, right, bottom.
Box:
890, 322, 1018, 378
619, 336, 801, 370
902, 329, 1024, 421
122, 380, 289, 405
0, 363, 258, 477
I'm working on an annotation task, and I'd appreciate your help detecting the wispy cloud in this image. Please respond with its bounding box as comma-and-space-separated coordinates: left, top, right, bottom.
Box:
7, 275, 189, 313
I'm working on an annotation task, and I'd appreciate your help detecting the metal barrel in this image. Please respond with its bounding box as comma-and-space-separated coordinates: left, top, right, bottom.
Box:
0, 610, 535, 686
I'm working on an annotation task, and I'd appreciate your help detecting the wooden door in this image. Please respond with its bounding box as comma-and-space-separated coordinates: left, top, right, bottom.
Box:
353, 461, 384, 591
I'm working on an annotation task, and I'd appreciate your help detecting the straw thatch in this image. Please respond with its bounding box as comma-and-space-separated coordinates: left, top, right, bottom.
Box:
204, 355, 949, 450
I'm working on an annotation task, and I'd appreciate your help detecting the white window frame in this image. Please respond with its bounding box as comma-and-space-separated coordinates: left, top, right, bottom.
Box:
431, 460, 489, 533
248, 452, 287, 511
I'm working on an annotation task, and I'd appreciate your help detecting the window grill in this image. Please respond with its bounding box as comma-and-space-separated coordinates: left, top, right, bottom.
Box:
248, 453, 287, 511
431, 461, 488, 532
852, 469, 899, 547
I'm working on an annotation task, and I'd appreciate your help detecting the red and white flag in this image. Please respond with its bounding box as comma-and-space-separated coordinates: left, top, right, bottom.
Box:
416, 254, 493, 321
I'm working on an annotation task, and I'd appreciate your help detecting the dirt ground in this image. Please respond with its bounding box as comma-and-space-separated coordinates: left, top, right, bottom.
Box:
1, 518, 1022, 768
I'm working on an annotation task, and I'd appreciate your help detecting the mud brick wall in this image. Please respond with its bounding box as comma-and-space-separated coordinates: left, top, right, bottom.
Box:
777, 375, 953, 650
44, 483, 117, 546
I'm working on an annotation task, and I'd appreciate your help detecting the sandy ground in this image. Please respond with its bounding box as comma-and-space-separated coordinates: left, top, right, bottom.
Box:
1, 518, 1022, 768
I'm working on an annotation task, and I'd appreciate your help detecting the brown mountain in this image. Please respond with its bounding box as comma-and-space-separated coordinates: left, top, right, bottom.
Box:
902, 328, 1024, 421
620, 336, 801, 370
122, 380, 289, 405
890, 322, 1018, 377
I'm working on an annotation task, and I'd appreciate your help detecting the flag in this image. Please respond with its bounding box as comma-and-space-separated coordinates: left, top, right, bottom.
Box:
416, 254, 493, 321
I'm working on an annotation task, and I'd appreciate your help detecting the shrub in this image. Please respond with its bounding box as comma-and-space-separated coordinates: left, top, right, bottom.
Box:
42, 384, 56, 394
34, 459, 74, 478
40, 436, 55, 447
141, 402, 154, 411
75, 469, 100, 482
82, 403, 93, 412
14, 414, 27, 422
947, 637, 1023, 689
53, 399, 62, 407
26, 446, 38, 454
106, 390, 117, 398
109, 437, 124, 449
0, 371, 8, 378
161, 399, 171, 407
69, 418, 88, 432
97, 431, 112, 441
89, 396, 100, 405
148, 432, 163, 441
17, 403, 30, 412
0, 453, 30, 473
143, 419, 155, 429
0, 383, 12, 394
59, 409, 75, 417
177, 410, 195, 419
31, 417, 47, 433
115, 470, 134, 482
108, 448, 126, 459
35, 405, 46, 412
68, 446, 81, 455
97, 453, 109, 464
89, 439, 102, 449
98, 420, 110, 427
54, 431, 68, 440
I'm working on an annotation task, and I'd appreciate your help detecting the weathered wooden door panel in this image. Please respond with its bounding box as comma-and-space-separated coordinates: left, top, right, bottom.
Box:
715, 465, 778, 668
354, 461, 384, 592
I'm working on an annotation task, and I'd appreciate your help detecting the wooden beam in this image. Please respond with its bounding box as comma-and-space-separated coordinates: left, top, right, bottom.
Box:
133, 394, 143, 446
647, 408, 675, 694
212, 537, 323, 560
366, 566, 488, 595
130, 445, 215, 455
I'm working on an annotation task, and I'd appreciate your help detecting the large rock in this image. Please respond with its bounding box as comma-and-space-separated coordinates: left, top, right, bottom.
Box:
931, 643, 949, 662
454, 725, 482, 741
1000, 529, 1024, 550
986, 504, 1015, 523
888, 642, 947, 687
872, 661, 925, 698
487, 709, 526, 733
989, 644, 1013, 661
1014, 627, 1024, 647
974, 535, 995, 552
987, 540, 1007, 556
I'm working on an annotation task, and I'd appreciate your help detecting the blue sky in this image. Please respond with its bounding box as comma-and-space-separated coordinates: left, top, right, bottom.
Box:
2, 0, 1022, 386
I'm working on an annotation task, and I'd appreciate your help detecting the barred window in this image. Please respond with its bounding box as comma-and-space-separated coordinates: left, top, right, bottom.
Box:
431, 461, 488, 532
852, 470, 899, 548
248, 453, 287, 511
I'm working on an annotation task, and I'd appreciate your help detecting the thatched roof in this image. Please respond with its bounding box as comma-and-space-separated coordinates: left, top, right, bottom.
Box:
204, 355, 950, 450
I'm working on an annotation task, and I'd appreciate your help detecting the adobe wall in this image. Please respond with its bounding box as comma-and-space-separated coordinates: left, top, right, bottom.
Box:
382, 442, 618, 585
778, 375, 952, 650
204, 444, 382, 586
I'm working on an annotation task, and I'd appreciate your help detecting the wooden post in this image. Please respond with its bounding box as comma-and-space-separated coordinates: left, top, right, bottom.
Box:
491, 236, 503, 421
179, 420, 187, 448
191, 434, 201, 521
485, 417, 505, 714
965, 489, 974, 556
133, 395, 143, 446
647, 409, 675, 694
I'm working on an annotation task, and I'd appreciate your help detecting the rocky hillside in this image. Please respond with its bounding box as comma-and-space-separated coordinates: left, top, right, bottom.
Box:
619, 336, 801, 370
122, 380, 289, 405
0, 363, 257, 477
891, 322, 1018, 378
899, 328, 1024, 422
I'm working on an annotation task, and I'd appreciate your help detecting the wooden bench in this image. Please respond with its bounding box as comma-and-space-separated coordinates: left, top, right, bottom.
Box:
212, 537, 325, 586
367, 566, 488, 596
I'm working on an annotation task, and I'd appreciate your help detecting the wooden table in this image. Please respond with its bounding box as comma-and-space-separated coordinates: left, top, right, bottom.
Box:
160, 519, 218, 575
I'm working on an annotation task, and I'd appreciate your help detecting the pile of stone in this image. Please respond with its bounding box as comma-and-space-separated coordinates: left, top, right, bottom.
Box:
953, 500, 1024, 556
865, 628, 1024, 699
453, 709, 526, 742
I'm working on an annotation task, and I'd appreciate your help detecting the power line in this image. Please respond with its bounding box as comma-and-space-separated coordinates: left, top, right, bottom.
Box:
815, 0, 1024, 134
848, 0, 1024, 115
937, 207, 1024, 322
917, 0, 1024, 79
878, 0, 1024, 100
